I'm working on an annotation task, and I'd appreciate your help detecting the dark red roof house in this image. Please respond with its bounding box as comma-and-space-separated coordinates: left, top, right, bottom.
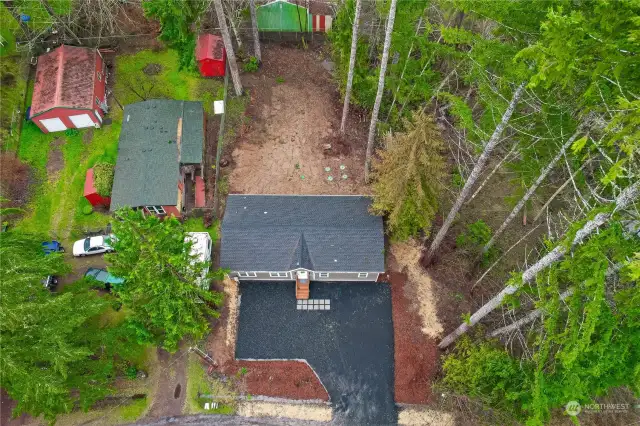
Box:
196, 34, 226, 78
30, 45, 107, 134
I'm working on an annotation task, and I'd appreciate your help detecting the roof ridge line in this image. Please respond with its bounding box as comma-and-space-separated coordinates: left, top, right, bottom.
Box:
54, 46, 65, 108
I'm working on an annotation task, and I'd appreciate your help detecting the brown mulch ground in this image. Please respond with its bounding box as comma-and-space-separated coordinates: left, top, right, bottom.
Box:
388, 271, 439, 404
222, 361, 329, 401
206, 279, 328, 402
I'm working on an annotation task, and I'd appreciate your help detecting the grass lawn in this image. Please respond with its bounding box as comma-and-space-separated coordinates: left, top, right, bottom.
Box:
184, 217, 219, 242
185, 353, 236, 415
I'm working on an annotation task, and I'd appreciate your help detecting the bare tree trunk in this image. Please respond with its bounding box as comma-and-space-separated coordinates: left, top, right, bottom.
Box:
340, 0, 362, 134
228, 11, 243, 50
41, 0, 81, 45
3, 0, 32, 38
364, 0, 398, 183
249, 0, 261, 62
489, 289, 574, 337
425, 82, 526, 264
483, 128, 584, 254
467, 143, 517, 204
213, 0, 243, 96
533, 159, 592, 223
438, 180, 640, 349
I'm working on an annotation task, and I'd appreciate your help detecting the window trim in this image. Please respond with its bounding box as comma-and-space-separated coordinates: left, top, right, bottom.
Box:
146, 205, 166, 215
358, 272, 369, 278
317, 272, 329, 278
238, 272, 257, 278
269, 272, 289, 278
97, 71, 102, 81
95, 97, 101, 106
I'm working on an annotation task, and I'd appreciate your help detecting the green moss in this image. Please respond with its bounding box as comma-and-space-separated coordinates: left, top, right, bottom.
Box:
1, 57, 28, 151
118, 397, 148, 421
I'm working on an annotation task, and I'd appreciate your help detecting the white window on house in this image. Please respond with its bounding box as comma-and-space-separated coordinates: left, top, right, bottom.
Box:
238, 272, 257, 278
358, 272, 369, 278
96, 97, 101, 106
317, 272, 329, 278
269, 272, 289, 278
146, 205, 166, 215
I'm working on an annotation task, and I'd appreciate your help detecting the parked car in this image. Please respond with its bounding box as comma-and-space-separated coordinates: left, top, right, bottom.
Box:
73, 235, 115, 257
42, 240, 65, 255
42, 275, 58, 290
84, 268, 124, 290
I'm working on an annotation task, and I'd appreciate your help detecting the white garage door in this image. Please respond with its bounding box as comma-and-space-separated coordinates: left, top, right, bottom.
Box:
69, 113, 95, 128
39, 117, 67, 132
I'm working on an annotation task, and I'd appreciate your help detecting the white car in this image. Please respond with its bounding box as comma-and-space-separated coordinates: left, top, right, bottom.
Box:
73, 235, 115, 257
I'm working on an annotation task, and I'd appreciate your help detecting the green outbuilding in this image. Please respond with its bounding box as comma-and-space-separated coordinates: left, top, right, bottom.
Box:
257, 0, 312, 32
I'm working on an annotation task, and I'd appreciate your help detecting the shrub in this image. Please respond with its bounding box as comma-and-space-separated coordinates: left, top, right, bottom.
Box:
125, 366, 138, 380
456, 220, 499, 265
441, 336, 532, 420
82, 205, 93, 215
65, 128, 79, 137
243, 56, 259, 72
93, 162, 115, 196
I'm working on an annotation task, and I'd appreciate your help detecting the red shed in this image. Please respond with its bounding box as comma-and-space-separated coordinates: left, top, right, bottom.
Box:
84, 168, 111, 208
30, 45, 107, 134
196, 34, 226, 77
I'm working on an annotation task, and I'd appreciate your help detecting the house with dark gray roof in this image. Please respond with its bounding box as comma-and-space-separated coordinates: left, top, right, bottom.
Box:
220, 195, 385, 282
110, 100, 206, 217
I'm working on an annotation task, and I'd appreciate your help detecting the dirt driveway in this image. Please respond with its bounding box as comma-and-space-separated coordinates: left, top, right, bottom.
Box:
229, 45, 370, 195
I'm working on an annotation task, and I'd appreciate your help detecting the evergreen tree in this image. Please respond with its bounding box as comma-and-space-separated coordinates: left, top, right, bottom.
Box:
371, 110, 445, 240
107, 209, 224, 352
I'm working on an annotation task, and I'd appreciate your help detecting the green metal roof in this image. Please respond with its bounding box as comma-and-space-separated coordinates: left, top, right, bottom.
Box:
110, 100, 204, 211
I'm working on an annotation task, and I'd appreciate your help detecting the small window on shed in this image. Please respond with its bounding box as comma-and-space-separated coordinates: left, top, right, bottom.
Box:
95, 97, 100, 106
269, 272, 289, 278
238, 272, 257, 278
97, 71, 102, 81
318, 273, 329, 278
358, 273, 368, 278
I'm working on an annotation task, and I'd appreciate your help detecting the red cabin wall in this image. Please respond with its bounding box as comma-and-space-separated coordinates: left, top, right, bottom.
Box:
85, 192, 111, 207
143, 205, 181, 218
198, 58, 226, 77
32, 107, 98, 134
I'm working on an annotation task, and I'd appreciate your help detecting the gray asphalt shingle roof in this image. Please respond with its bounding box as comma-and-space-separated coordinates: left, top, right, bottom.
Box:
220, 195, 385, 272
110, 100, 203, 211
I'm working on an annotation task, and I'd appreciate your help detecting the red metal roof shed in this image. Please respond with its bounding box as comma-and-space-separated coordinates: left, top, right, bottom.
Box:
31, 45, 107, 133
84, 168, 111, 208
196, 34, 226, 77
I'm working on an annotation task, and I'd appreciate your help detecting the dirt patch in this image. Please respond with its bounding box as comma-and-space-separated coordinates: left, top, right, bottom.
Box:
229, 45, 369, 195
1, 72, 15, 87
143, 63, 162, 76
146, 343, 188, 418
237, 400, 331, 422
82, 128, 94, 144
206, 278, 328, 402
389, 269, 439, 405
0, 153, 33, 209
46, 139, 65, 179
390, 240, 444, 338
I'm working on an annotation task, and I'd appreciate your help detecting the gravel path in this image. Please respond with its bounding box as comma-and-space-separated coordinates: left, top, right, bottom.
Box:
236, 282, 396, 425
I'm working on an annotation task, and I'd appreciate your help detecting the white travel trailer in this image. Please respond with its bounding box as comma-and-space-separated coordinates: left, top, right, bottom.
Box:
186, 232, 212, 289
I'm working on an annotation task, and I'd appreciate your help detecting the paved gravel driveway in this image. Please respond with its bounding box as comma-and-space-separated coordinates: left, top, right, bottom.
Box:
236, 282, 395, 425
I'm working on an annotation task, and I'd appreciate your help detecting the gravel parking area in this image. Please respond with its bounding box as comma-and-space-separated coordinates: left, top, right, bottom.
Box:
236, 281, 395, 425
